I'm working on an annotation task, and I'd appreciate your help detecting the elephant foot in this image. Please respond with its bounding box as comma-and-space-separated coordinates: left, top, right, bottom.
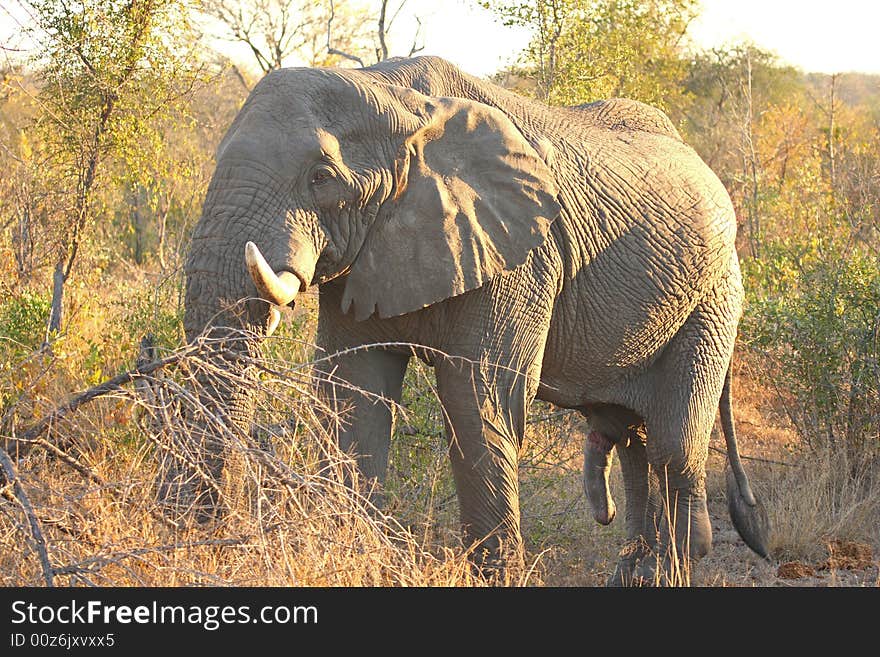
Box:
610, 546, 683, 587
467, 536, 525, 586
583, 431, 616, 525
155, 452, 226, 526
156, 476, 223, 526
625, 533, 708, 586
607, 536, 652, 587
631, 549, 691, 587
620, 510, 712, 586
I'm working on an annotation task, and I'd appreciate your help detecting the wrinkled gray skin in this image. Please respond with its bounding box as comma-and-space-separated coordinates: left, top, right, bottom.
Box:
182, 56, 769, 584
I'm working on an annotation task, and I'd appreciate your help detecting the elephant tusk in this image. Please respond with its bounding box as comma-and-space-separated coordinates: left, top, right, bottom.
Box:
266, 305, 282, 337
245, 241, 301, 306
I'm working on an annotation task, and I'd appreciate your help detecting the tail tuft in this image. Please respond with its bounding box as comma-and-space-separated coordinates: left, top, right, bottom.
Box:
726, 467, 771, 559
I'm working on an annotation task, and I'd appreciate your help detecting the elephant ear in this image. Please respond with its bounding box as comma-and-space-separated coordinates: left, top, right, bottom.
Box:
341, 94, 561, 321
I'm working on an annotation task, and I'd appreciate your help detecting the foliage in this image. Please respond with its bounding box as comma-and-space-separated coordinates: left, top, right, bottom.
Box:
743, 239, 880, 452
15, 0, 206, 331
0, 288, 51, 353
199, 0, 373, 73
483, 0, 698, 108
730, 70, 880, 454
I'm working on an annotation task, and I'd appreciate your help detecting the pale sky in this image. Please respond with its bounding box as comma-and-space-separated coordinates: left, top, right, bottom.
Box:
387, 0, 880, 76
2, 1, 880, 76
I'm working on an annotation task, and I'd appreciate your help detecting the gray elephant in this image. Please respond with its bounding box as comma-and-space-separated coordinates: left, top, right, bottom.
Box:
182, 55, 769, 584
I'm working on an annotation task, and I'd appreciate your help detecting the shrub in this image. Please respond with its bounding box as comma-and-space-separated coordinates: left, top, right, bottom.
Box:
0, 289, 51, 354
742, 238, 880, 454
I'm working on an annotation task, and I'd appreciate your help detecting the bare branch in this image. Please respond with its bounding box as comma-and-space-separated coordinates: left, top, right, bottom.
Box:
377, 0, 389, 61
408, 15, 424, 57
708, 445, 800, 468
327, 0, 364, 67
386, 0, 410, 32
0, 447, 54, 586
8, 347, 197, 460
229, 62, 252, 92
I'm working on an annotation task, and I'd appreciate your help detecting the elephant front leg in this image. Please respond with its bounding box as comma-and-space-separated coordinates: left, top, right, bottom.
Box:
435, 356, 539, 582
316, 347, 410, 499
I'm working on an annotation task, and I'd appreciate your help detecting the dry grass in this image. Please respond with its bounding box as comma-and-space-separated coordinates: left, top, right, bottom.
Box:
698, 366, 880, 586
1, 278, 877, 587
761, 447, 880, 562
0, 336, 499, 587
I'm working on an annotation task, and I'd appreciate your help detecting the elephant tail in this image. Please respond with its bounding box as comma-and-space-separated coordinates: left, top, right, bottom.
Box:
720, 363, 771, 559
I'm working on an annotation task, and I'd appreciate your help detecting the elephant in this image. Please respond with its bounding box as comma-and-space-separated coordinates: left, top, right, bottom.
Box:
181, 55, 770, 584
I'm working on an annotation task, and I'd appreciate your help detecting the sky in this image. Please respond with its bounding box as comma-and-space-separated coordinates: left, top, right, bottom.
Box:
385, 0, 880, 76
2, 1, 880, 76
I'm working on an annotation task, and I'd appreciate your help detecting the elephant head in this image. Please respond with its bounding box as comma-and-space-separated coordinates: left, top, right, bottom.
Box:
178, 67, 559, 512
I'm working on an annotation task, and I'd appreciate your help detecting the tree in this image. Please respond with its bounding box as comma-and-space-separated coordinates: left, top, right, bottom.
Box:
682, 46, 803, 257
200, 0, 372, 80
0, 73, 55, 282
482, 0, 698, 109
200, 0, 425, 83
370, 0, 425, 63
111, 67, 247, 271
18, 0, 202, 336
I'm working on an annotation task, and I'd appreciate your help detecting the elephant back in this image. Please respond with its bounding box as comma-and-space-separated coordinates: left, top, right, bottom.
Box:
569, 98, 682, 141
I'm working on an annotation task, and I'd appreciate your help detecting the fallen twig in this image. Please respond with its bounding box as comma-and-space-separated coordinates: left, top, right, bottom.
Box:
709, 444, 800, 468
0, 446, 54, 586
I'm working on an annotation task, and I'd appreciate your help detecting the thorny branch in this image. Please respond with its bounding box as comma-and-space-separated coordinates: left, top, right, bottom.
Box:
5, 346, 198, 461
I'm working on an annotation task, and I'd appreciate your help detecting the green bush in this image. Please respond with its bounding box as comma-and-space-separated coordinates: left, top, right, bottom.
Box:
117, 277, 185, 358
742, 238, 880, 453
0, 289, 51, 354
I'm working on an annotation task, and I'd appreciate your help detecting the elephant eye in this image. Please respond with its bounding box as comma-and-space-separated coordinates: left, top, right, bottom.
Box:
311, 166, 336, 186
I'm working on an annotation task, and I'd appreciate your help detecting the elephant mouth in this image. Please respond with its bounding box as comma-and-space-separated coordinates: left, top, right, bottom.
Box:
244, 241, 316, 336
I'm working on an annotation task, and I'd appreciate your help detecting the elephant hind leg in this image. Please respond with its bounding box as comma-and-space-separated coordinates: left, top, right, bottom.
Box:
578, 404, 671, 586
607, 434, 667, 587
635, 289, 740, 585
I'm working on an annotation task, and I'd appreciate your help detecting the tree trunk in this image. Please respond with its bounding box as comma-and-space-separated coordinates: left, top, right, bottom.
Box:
46, 260, 66, 337
156, 201, 169, 271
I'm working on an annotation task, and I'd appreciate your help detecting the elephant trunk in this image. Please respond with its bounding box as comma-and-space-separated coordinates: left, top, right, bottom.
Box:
166, 166, 321, 521
159, 254, 263, 520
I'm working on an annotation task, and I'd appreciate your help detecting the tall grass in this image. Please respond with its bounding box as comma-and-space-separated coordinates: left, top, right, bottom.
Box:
761, 446, 880, 562
0, 335, 495, 586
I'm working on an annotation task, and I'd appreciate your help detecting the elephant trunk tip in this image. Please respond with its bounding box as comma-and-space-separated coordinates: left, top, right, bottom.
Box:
726, 467, 771, 560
